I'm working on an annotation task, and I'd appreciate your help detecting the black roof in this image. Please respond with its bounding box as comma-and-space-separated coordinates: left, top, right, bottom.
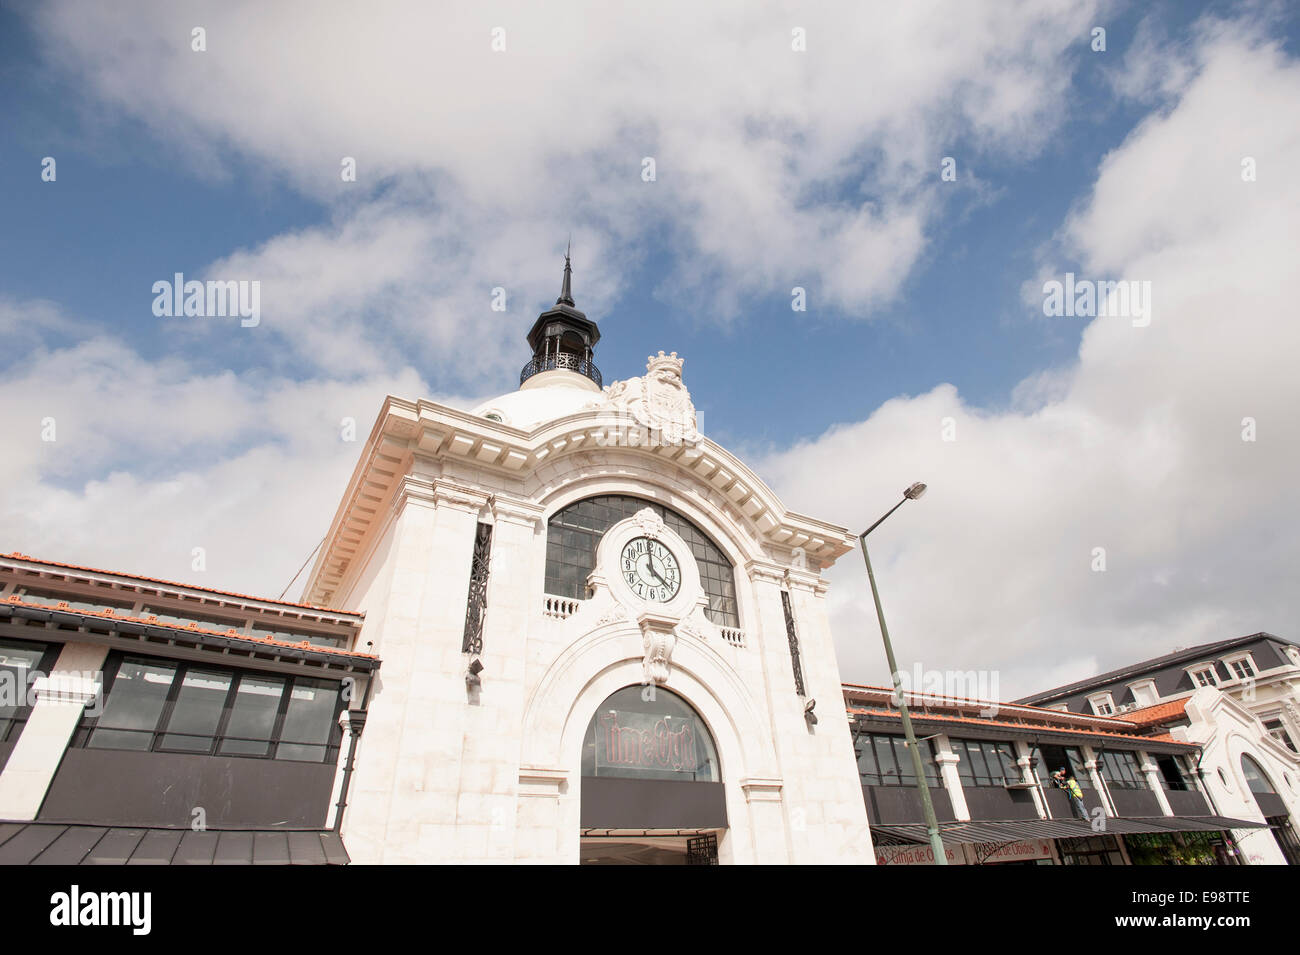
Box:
0, 822, 349, 864
1015, 631, 1295, 705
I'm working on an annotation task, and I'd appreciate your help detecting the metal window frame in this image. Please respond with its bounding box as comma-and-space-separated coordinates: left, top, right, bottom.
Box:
0, 638, 63, 743
74, 651, 344, 763
544, 494, 740, 628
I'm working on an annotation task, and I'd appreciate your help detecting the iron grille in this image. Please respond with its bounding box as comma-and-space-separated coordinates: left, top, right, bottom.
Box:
781, 589, 806, 696
461, 522, 493, 654
686, 833, 719, 865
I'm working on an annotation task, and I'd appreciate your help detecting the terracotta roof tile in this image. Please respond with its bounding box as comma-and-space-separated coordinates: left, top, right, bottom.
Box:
1117, 698, 1189, 727
1, 552, 361, 618
2, 596, 377, 661
846, 705, 1195, 748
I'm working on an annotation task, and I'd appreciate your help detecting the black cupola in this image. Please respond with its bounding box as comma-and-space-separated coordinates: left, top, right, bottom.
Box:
520, 248, 602, 387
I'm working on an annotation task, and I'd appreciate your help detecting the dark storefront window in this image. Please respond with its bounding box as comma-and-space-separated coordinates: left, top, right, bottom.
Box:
546, 495, 739, 627
1100, 750, 1147, 790
0, 639, 61, 743
1033, 744, 1092, 789
79, 653, 344, 763
581, 685, 719, 782
855, 732, 941, 787
1058, 835, 1126, 865
951, 738, 1020, 787
1156, 754, 1191, 791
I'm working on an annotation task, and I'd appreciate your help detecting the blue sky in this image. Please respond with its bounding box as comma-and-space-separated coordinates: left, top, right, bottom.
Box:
1, 1, 1297, 693
3, 1, 1245, 443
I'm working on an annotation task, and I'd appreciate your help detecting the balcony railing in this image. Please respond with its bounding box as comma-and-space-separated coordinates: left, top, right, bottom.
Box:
520, 353, 602, 388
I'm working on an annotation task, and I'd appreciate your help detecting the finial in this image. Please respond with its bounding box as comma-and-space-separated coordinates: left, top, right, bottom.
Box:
557, 240, 575, 307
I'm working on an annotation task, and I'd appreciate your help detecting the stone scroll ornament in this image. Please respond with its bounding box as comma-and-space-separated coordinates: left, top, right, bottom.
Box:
642, 627, 676, 685
631, 506, 665, 539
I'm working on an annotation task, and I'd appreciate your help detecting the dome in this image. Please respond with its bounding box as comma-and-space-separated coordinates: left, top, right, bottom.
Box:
472, 373, 607, 431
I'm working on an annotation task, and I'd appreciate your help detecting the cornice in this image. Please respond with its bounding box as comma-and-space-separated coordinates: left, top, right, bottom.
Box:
304, 393, 857, 606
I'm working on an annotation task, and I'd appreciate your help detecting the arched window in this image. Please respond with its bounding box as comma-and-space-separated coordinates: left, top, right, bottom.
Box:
545, 494, 739, 627
1241, 754, 1277, 795
581, 686, 719, 782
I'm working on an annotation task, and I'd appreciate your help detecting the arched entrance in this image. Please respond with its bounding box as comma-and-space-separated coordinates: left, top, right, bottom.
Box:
578, 685, 727, 864
1241, 755, 1299, 864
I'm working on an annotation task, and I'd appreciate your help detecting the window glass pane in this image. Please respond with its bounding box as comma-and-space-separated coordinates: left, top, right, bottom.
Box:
581, 685, 720, 782
0, 641, 46, 725
856, 734, 879, 783
875, 736, 899, 784
276, 678, 340, 761
159, 670, 232, 752
220, 674, 286, 756
89, 658, 177, 750
545, 495, 739, 627
966, 741, 989, 783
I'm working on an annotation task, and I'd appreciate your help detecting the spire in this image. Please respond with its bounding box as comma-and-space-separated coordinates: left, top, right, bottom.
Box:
557, 239, 575, 307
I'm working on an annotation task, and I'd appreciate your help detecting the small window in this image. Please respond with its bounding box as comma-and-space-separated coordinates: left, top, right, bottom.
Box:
1128, 681, 1158, 707
1190, 666, 1218, 688
1089, 693, 1115, 716
1263, 718, 1297, 754
13, 587, 136, 614
1225, 657, 1256, 680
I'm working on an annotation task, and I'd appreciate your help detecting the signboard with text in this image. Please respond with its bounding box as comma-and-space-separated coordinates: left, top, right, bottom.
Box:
595, 709, 699, 776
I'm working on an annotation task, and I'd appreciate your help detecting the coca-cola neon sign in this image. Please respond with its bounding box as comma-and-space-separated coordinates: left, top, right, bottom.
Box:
596, 710, 698, 774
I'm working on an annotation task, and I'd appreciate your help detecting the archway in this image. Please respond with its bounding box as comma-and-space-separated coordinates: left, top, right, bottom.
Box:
1241, 755, 1299, 864
578, 685, 726, 864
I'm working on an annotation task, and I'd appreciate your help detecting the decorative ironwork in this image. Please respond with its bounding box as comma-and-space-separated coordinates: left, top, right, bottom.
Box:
461, 522, 493, 654
781, 589, 806, 696
519, 352, 602, 387
686, 833, 719, 865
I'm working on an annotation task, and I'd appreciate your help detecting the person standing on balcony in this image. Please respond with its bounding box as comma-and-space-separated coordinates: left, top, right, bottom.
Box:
1053, 768, 1088, 820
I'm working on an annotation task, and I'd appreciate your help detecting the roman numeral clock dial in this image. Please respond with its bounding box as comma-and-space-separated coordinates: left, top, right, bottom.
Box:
620, 536, 681, 603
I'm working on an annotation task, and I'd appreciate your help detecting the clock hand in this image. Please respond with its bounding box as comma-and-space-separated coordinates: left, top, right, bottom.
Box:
645, 556, 667, 586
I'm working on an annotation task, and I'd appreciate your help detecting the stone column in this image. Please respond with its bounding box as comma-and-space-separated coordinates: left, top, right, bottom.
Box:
934, 734, 970, 820
0, 641, 107, 820
1081, 745, 1113, 817
1016, 740, 1048, 818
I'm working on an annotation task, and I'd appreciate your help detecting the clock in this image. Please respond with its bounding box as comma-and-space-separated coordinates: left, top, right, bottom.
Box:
620, 536, 682, 603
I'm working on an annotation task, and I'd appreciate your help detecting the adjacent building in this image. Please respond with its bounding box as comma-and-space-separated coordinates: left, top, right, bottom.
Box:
1015, 633, 1300, 865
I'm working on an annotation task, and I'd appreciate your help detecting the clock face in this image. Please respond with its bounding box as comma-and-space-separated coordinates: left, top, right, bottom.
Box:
620, 536, 682, 603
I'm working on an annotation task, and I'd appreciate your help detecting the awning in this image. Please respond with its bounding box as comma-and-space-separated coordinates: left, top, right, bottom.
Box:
0, 822, 350, 864
872, 819, 1093, 845
871, 814, 1265, 846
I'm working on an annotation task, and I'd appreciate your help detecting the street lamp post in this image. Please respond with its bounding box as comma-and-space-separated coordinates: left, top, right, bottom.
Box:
858, 482, 947, 865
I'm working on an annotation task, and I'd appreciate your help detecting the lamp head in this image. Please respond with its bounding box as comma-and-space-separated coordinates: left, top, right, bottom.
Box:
904, 482, 928, 500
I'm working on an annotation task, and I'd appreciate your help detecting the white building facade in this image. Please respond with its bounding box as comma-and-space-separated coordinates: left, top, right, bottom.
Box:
302, 262, 875, 864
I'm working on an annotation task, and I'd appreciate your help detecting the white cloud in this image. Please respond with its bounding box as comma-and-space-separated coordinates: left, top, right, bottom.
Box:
0, 300, 472, 598
29, 0, 1102, 346
755, 21, 1300, 697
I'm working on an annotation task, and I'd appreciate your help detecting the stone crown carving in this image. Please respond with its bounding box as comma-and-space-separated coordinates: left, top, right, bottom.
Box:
599, 351, 699, 443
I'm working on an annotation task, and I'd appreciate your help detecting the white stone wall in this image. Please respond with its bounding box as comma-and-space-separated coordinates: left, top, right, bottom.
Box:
1176, 687, 1300, 865
330, 422, 875, 864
